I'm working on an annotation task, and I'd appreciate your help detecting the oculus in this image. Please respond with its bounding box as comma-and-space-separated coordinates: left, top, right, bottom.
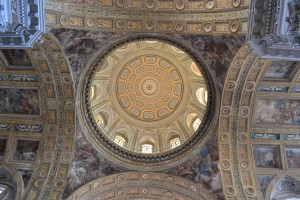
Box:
79, 35, 216, 169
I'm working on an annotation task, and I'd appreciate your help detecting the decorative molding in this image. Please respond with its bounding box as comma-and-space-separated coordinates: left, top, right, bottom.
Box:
67, 172, 217, 200
45, 0, 249, 35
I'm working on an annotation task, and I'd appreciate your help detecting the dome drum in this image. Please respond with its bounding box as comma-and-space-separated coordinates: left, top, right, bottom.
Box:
78, 34, 217, 170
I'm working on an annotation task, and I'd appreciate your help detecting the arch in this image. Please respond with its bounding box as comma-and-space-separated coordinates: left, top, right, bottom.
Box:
165, 131, 183, 150
67, 172, 217, 200
142, 144, 153, 153
0, 167, 17, 200
187, 113, 202, 131
95, 111, 109, 128
114, 135, 126, 147
140, 136, 156, 153
271, 176, 300, 200
170, 137, 181, 149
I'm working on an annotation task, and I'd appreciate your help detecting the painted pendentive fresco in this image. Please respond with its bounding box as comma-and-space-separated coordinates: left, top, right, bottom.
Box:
13, 140, 40, 161
285, 147, 300, 168
62, 127, 126, 199
51, 29, 245, 85
169, 135, 224, 200
254, 99, 300, 125
190, 35, 245, 82
0, 88, 40, 115
263, 61, 297, 81
51, 30, 124, 83
18, 169, 33, 188
257, 175, 274, 198
0, 138, 7, 160
1, 49, 32, 66
253, 146, 281, 168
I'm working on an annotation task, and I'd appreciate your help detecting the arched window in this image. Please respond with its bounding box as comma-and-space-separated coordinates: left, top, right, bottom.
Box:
96, 114, 104, 126
193, 118, 201, 131
196, 88, 207, 105
114, 136, 125, 147
170, 138, 181, 149
142, 144, 153, 154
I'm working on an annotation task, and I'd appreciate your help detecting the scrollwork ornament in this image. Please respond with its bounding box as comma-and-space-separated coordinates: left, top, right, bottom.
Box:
225, 187, 235, 195
142, 188, 148, 194
245, 187, 255, 195
115, 20, 124, 29
93, 181, 100, 188
35, 179, 44, 188
232, 0, 241, 8
115, 0, 124, 7
225, 82, 236, 91
220, 134, 229, 142
206, 0, 214, 9
221, 107, 230, 116
204, 23, 213, 32
146, 0, 155, 9
175, 23, 184, 32
60, 15, 68, 26
222, 160, 230, 169
175, 0, 185, 10
245, 82, 255, 91
230, 21, 239, 33
240, 161, 248, 169
238, 134, 247, 142
142, 174, 149, 179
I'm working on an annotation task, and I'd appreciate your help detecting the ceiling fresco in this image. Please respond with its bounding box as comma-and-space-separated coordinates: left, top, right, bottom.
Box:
0, 1, 300, 200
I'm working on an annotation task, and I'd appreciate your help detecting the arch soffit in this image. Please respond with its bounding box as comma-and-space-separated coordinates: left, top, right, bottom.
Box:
218, 43, 300, 199
67, 172, 218, 200
0, 34, 75, 199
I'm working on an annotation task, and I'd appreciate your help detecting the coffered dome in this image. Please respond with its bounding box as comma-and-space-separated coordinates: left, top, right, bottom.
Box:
79, 35, 216, 170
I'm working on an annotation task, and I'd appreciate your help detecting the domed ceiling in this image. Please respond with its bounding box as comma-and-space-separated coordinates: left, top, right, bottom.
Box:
78, 35, 216, 170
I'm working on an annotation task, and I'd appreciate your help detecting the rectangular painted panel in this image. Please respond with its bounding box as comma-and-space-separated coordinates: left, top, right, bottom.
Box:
254, 98, 300, 125
253, 146, 281, 169
0, 88, 40, 115
263, 61, 296, 81
0, 138, 7, 160
14, 140, 40, 161
285, 147, 300, 168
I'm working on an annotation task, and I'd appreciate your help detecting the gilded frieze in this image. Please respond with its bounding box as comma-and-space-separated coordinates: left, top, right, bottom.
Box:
45, 0, 249, 35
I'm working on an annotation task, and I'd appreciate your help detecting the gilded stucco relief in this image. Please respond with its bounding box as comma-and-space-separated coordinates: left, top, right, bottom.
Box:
1, 0, 299, 199
219, 43, 300, 200
47, 29, 245, 199
0, 34, 75, 199
45, 0, 249, 35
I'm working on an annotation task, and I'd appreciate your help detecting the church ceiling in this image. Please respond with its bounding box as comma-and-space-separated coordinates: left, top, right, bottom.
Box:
0, 1, 299, 200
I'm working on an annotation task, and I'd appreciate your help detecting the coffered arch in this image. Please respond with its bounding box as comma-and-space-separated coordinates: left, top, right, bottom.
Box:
219, 43, 300, 199
0, 34, 75, 199
67, 172, 217, 200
